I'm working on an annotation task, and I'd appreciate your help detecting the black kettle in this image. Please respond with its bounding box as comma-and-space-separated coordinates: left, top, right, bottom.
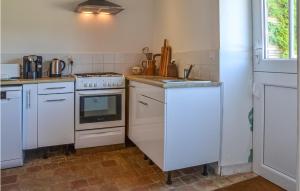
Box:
49, 59, 66, 77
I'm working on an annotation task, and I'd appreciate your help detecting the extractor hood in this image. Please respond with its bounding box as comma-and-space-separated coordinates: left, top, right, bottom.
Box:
75, 0, 124, 15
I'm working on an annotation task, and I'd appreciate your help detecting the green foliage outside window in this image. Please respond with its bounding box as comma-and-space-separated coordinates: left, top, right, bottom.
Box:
267, 0, 297, 58
267, 0, 289, 58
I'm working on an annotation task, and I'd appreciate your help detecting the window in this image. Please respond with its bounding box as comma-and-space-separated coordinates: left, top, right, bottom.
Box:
264, 0, 298, 59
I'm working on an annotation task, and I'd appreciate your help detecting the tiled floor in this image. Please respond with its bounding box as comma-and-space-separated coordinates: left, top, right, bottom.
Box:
1, 145, 257, 191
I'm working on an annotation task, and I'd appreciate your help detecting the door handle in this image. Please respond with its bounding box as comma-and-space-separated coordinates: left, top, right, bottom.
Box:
45, 99, 66, 102
139, 101, 148, 106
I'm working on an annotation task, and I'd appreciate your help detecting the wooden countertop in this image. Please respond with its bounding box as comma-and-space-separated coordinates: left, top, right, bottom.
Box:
1, 76, 75, 86
126, 75, 221, 88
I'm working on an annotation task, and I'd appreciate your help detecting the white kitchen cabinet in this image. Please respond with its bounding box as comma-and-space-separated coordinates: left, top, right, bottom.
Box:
128, 81, 221, 172
37, 82, 75, 147
22, 84, 38, 150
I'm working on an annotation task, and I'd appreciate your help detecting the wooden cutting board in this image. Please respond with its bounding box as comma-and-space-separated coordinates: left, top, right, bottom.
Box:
159, 39, 172, 77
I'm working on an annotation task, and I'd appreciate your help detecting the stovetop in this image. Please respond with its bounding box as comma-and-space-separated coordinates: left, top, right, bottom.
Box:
75, 72, 123, 78
75, 72, 125, 90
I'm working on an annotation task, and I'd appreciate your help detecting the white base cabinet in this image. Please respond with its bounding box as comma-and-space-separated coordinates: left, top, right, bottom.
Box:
22, 82, 75, 149
129, 81, 221, 172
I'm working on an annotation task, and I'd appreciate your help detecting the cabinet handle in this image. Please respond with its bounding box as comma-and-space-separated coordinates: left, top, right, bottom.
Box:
45, 99, 66, 102
26, 91, 31, 109
46, 87, 66, 90
139, 101, 148, 106
28, 91, 31, 108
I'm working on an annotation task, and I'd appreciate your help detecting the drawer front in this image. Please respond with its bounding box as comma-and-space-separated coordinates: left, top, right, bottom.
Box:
130, 81, 165, 103
38, 82, 74, 94
75, 127, 125, 149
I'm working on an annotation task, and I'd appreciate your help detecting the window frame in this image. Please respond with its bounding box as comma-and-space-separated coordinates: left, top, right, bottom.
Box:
253, 0, 298, 74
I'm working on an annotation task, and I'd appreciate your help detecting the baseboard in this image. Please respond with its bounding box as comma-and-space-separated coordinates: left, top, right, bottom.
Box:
211, 162, 253, 176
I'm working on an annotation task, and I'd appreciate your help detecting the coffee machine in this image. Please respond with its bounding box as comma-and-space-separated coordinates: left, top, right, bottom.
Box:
23, 55, 43, 79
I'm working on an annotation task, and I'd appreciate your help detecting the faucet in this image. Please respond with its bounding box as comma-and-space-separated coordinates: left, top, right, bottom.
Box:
184, 65, 193, 79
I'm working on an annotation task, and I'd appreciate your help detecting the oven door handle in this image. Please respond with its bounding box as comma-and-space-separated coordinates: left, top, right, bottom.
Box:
78, 90, 124, 96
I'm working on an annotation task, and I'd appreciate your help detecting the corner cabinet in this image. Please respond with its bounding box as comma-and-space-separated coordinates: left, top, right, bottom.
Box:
128, 81, 221, 172
22, 84, 38, 150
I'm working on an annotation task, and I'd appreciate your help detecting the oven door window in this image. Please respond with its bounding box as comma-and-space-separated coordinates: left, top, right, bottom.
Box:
80, 94, 122, 124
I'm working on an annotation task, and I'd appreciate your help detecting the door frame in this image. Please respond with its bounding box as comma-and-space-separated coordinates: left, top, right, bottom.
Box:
297, 0, 300, 190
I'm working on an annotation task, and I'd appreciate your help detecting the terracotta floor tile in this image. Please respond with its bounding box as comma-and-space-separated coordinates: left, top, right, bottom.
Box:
70, 179, 89, 189
180, 174, 199, 184
0, 146, 253, 191
1, 175, 18, 185
1, 183, 20, 191
102, 160, 118, 167
26, 166, 42, 173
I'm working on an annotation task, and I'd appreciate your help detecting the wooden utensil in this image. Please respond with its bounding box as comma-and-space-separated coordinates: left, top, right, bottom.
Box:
159, 39, 172, 77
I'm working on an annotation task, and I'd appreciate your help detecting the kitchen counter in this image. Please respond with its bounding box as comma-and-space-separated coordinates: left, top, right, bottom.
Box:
126, 75, 221, 88
0, 76, 75, 86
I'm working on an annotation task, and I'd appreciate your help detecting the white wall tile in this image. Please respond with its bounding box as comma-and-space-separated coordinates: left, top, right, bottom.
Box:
103, 53, 115, 64
93, 63, 104, 73
103, 63, 115, 72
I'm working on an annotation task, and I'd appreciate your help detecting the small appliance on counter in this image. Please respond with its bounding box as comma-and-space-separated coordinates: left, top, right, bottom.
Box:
23, 55, 43, 79
0, 64, 20, 80
49, 58, 66, 77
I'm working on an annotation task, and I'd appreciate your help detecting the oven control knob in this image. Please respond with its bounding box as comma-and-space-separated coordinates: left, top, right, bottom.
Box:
84, 83, 88, 88
93, 83, 97, 87
103, 82, 107, 87
107, 83, 111, 87
89, 83, 93, 87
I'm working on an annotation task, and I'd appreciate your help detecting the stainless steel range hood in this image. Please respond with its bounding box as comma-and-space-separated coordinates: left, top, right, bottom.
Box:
75, 0, 124, 15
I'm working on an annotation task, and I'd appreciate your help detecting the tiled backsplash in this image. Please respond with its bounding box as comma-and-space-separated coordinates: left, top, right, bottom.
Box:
173, 50, 220, 81
1, 50, 219, 81
1, 53, 144, 76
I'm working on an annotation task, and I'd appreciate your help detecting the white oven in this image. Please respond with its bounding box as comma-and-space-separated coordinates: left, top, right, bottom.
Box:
75, 89, 125, 131
74, 73, 125, 149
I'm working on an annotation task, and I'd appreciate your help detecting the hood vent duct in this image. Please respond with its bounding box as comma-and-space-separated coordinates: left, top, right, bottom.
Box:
75, 0, 124, 15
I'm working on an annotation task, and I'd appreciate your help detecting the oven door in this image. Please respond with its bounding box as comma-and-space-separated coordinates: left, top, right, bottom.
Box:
76, 89, 125, 130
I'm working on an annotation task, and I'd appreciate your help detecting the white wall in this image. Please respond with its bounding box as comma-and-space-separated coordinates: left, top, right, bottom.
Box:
152, 0, 220, 81
1, 0, 154, 54
219, 0, 253, 173
152, 0, 219, 52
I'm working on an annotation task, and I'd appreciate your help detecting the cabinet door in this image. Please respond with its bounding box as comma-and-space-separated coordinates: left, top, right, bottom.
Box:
38, 93, 74, 147
22, 84, 38, 150
134, 94, 165, 169
128, 85, 137, 143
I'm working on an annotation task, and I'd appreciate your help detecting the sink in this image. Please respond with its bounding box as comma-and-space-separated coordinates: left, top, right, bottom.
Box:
161, 79, 212, 83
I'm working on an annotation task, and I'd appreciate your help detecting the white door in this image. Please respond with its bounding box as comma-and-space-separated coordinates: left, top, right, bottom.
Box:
253, 0, 298, 190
